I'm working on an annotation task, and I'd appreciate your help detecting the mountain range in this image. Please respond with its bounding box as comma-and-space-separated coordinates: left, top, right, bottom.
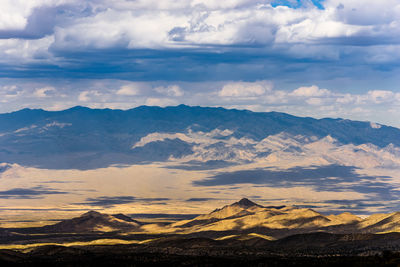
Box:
165, 198, 400, 238
5, 198, 400, 240
0, 105, 399, 169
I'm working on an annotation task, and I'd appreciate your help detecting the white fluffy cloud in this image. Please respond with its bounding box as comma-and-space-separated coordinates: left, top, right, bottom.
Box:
0, 36, 53, 64
33, 86, 56, 98
78, 90, 102, 102
0, 0, 50, 30
116, 84, 141, 96
0, 0, 399, 61
367, 90, 396, 104
219, 81, 273, 97
291, 85, 331, 97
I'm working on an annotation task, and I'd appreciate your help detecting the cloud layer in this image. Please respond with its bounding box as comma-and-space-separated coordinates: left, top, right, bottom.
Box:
0, 0, 400, 81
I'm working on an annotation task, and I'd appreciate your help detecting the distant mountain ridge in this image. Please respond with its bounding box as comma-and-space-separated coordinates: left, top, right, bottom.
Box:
1, 105, 398, 146
0, 105, 399, 169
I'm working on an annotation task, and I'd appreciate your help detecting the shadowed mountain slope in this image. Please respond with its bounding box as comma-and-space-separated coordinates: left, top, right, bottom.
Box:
5, 198, 400, 255
171, 199, 340, 235
0, 105, 399, 169
36, 199, 400, 237
159, 199, 400, 238
15, 199, 400, 238
41, 211, 141, 233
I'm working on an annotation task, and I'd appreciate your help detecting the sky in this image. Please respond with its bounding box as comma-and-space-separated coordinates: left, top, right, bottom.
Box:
1, 0, 400, 127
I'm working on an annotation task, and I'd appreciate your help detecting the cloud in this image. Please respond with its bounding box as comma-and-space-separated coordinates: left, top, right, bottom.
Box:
33, 86, 55, 98
305, 97, 324, 106
78, 91, 90, 102
145, 97, 178, 106
291, 85, 331, 97
0, 5, 58, 39
116, 84, 141, 96
49, 0, 397, 49
335, 93, 355, 104
78, 90, 102, 102
325, 0, 400, 26
0, 1, 398, 62
0, 0, 398, 105
155, 85, 184, 97
0, 0, 35, 31
367, 90, 396, 104
0, 35, 53, 64
77, 196, 170, 207
0, 85, 23, 101
219, 81, 273, 97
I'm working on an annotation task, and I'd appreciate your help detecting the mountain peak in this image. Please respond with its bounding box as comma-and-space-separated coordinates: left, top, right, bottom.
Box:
67, 105, 91, 111
42, 210, 141, 233
234, 198, 263, 208
81, 210, 103, 217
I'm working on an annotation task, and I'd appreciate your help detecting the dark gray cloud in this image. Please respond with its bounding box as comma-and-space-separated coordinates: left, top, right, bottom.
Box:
77, 196, 170, 207
0, 0, 399, 88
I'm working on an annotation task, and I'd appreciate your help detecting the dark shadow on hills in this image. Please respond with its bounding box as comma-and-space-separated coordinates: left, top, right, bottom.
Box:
129, 213, 200, 220
1, 105, 400, 170
165, 160, 238, 170
186, 198, 220, 202
0, 138, 193, 170
322, 199, 400, 214
0, 186, 68, 199
0, 164, 11, 173
194, 164, 397, 203
324, 199, 385, 207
